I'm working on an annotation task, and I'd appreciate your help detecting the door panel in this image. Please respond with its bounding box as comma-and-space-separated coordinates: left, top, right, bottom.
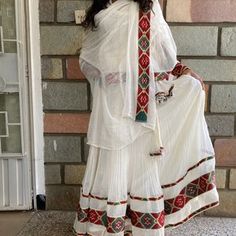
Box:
0, 0, 32, 210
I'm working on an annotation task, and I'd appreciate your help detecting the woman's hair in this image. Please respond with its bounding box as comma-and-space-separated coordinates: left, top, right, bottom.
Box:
82, 0, 153, 29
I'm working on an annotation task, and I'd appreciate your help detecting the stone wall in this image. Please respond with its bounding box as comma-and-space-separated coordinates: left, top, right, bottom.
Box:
39, 0, 236, 216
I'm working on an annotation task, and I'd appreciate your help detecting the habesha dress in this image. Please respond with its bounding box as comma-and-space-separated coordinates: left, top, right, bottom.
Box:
72, 0, 220, 235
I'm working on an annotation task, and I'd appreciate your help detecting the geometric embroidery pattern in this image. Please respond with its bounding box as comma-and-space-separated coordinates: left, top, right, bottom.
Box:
164, 171, 216, 215
130, 209, 165, 229
76, 170, 217, 233
76, 203, 165, 233
135, 9, 151, 122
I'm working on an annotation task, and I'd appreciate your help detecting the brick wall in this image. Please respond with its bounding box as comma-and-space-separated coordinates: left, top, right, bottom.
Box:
39, 0, 236, 216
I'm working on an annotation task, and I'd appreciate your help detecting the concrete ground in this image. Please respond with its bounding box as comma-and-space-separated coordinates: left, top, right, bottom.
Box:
0, 210, 235, 236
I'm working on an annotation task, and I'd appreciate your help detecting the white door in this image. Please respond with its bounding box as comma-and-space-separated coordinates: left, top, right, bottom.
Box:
0, 0, 32, 210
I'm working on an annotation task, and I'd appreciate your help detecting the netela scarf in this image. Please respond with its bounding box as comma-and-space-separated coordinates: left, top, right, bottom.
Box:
79, 0, 190, 157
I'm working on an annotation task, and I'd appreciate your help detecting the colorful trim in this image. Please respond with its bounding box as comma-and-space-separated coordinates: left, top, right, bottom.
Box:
164, 171, 216, 214
80, 156, 214, 204
130, 208, 165, 229
153, 62, 192, 81
75, 171, 217, 233
135, 9, 151, 122
76, 203, 164, 233
165, 201, 219, 228
154, 72, 171, 81
161, 156, 214, 188
171, 62, 191, 77
79, 156, 214, 206
73, 202, 219, 236
135, 17, 192, 121
81, 190, 164, 205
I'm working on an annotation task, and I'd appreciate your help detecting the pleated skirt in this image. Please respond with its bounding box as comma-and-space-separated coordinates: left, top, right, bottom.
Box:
72, 75, 219, 236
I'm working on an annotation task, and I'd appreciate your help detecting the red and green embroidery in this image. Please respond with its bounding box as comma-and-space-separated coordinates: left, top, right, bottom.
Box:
76, 203, 165, 234
82, 191, 164, 205
164, 171, 216, 214
165, 201, 219, 228
161, 156, 214, 188
135, 9, 192, 121
135, 9, 151, 122
75, 170, 217, 234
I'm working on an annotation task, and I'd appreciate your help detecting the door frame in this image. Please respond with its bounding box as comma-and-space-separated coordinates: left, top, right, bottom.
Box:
24, 0, 45, 209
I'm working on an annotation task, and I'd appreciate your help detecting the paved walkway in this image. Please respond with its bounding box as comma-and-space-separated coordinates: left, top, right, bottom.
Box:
0, 210, 235, 236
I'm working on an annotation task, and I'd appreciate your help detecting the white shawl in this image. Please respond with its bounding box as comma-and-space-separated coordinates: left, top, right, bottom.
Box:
79, 0, 178, 154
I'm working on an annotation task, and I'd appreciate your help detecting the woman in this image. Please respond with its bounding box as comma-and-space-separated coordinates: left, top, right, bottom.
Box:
72, 0, 219, 235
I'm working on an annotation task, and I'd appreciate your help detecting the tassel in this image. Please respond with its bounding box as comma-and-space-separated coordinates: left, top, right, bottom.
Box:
149, 114, 165, 158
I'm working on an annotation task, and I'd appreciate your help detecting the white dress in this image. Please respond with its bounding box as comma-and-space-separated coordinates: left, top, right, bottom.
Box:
72, 0, 219, 235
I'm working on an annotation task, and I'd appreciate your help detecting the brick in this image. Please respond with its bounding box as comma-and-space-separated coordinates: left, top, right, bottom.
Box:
66, 58, 85, 79
170, 26, 218, 56
215, 169, 226, 189
166, 0, 236, 23
211, 85, 236, 113
205, 190, 236, 217
44, 135, 81, 163
64, 165, 86, 184
40, 26, 83, 55
221, 27, 236, 56
44, 136, 82, 162
229, 169, 236, 189
205, 115, 234, 137
42, 81, 88, 110
57, 1, 91, 22
41, 58, 63, 79
45, 165, 61, 184
39, 0, 55, 22
46, 185, 80, 210
215, 139, 236, 167
44, 113, 90, 134
181, 59, 236, 82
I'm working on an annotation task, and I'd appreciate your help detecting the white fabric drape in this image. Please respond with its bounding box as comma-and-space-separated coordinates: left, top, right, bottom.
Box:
79, 0, 178, 152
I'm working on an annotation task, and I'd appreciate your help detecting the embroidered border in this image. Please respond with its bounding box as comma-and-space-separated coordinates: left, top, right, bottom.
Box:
165, 201, 219, 228
75, 171, 217, 233
135, 15, 193, 122
81, 156, 214, 205
81, 191, 164, 206
153, 62, 193, 81
161, 156, 214, 188
73, 202, 219, 236
164, 171, 216, 214
80, 156, 214, 203
76, 203, 165, 233
135, 9, 151, 122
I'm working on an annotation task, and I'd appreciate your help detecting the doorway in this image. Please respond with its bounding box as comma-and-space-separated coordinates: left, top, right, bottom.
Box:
0, 0, 33, 210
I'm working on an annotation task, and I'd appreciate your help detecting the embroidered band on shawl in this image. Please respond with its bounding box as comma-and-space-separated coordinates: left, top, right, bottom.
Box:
135, 9, 151, 122
135, 6, 191, 122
